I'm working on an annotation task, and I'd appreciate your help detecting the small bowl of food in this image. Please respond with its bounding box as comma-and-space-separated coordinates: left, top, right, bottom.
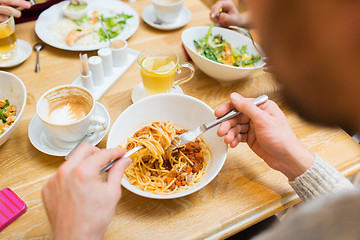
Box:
181, 25, 265, 82
63, 0, 89, 20
107, 94, 228, 199
0, 71, 27, 146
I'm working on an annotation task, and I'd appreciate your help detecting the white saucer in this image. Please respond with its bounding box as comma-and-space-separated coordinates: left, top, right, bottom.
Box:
131, 82, 184, 103
28, 102, 110, 157
0, 40, 32, 68
142, 5, 191, 31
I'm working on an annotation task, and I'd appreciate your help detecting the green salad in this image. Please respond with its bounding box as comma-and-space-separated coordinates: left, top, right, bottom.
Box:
74, 11, 133, 42
98, 13, 133, 41
193, 24, 261, 67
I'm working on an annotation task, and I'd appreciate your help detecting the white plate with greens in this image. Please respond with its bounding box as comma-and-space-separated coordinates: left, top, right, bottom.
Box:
35, 0, 139, 51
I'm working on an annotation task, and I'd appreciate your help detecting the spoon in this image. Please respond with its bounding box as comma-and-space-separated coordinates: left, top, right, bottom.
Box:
34, 43, 43, 73
154, 16, 163, 25
65, 131, 95, 160
228, 25, 265, 57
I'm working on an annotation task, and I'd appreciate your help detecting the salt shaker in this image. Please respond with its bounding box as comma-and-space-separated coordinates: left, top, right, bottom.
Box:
88, 56, 105, 86
98, 47, 113, 77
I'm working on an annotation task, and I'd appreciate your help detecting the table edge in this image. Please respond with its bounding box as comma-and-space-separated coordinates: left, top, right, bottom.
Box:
201, 161, 360, 240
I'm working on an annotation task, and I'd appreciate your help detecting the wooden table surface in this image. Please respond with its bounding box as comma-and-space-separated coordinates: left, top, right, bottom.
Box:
1, 0, 360, 239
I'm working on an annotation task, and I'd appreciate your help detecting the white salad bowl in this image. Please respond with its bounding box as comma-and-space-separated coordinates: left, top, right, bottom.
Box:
181, 26, 265, 82
107, 93, 228, 199
0, 71, 27, 147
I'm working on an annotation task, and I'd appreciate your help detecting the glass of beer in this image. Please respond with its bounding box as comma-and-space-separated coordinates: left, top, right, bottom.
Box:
0, 8, 17, 60
137, 47, 195, 95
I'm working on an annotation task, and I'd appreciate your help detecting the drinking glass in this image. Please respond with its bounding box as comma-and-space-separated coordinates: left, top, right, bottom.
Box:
0, 8, 17, 60
137, 47, 194, 95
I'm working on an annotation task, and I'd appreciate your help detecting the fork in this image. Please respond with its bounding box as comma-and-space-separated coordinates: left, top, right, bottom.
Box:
228, 25, 266, 57
17, 0, 36, 10
99, 145, 143, 174
98, 16, 112, 44
165, 95, 268, 152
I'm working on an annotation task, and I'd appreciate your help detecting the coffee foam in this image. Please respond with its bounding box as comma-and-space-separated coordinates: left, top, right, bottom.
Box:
48, 99, 89, 124
40, 86, 93, 125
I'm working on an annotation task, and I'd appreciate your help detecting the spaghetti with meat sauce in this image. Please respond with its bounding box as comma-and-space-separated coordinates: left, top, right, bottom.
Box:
123, 121, 211, 194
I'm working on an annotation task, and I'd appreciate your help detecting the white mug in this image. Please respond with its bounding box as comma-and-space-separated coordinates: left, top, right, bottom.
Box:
36, 85, 106, 142
152, 0, 184, 24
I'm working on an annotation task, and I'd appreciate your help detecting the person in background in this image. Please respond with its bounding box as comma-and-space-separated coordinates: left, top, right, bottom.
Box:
216, 0, 360, 239
0, 0, 32, 18
0, 0, 63, 23
210, 0, 251, 28
41, 0, 360, 239
16, 0, 63, 23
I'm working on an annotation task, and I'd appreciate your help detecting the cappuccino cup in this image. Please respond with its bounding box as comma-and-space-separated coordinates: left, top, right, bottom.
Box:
37, 85, 106, 142
152, 0, 183, 24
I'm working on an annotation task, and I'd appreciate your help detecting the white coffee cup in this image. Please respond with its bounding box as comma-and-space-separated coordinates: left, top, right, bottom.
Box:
36, 85, 107, 142
152, 0, 184, 24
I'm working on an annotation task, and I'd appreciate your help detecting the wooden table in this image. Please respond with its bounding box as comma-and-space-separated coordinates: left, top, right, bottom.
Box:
1, 0, 360, 239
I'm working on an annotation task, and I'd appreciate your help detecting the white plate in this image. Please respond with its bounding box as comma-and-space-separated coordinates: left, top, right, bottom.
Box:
106, 94, 228, 199
0, 40, 32, 68
28, 102, 110, 156
35, 0, 140, 51
142, 5, 191, 31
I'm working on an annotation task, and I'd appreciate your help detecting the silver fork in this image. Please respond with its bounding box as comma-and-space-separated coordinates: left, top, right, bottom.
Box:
17, 0, 36, 10
165, 95, 268, 152
228, 25, 266, 57
99, 145, 143, 174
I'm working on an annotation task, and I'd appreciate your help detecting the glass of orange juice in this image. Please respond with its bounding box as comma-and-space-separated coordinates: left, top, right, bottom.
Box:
137, 47, 195, 95
0, 8, 17, 60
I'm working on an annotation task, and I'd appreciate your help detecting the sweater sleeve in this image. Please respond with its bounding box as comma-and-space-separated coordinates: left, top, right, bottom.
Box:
289, 154, 354, 201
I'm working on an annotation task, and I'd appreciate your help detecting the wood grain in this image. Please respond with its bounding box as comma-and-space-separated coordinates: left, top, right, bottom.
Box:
0, 0, 360, 239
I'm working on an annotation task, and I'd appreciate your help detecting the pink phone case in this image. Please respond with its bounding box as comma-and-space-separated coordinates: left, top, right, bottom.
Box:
0, 188, 27, 232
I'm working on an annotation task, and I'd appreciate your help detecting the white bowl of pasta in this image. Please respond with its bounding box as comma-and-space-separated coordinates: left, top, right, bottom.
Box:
107, 93, 227, 199
0, 71, 27, 147
181, 25, 265, 82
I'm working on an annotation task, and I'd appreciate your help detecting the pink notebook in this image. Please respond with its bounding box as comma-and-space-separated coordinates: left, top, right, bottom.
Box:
0, 188, 27, 232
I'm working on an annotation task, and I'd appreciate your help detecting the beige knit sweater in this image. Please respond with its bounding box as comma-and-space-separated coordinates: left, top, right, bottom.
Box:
255, 154, 357, 240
